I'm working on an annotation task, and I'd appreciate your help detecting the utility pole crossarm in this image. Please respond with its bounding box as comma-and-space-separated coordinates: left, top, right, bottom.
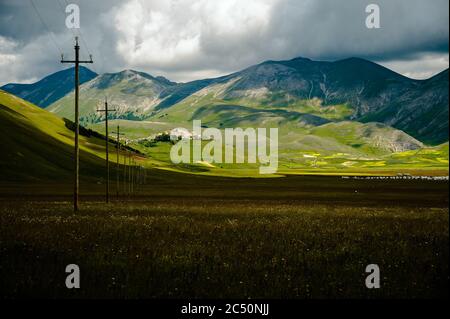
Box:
96, 99, 119, 113
96, 107, 118, 112
61, 60, 93, 64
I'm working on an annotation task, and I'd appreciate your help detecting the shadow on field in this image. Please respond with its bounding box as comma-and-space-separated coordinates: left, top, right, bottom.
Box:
0, 172, 448, 298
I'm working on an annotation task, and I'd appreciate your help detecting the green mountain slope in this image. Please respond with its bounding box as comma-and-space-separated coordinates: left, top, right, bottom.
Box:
140, 87, 425, 156
308, 122, 423, 155
47, 70, 176, 124
0, 90, 110, 181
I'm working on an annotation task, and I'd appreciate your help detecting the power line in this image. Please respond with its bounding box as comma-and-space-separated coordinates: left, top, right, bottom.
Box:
54, 0, 102, 120
54, 0, 94, 71
29, 0, 63, 55
30, 0, 100, 74
57, 0, 99, 74
77, 29, 100, 75
56, 0, 77, 40
36, 0, 101, 125
55, 0, 84, 64
63, 0, 92, 60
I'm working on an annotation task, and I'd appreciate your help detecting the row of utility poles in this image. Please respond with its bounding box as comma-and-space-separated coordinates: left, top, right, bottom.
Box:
99, 109, 146, 202
96, 97, 116, 203
122, 149, 147, 198
63, 37, 146, 211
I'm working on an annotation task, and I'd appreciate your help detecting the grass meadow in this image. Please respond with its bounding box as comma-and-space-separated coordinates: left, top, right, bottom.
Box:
0, 174, 448, 299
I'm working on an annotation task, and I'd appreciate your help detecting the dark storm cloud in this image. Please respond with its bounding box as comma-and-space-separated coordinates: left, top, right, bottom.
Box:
0, 0, 448, 85
265, 0, 449, 61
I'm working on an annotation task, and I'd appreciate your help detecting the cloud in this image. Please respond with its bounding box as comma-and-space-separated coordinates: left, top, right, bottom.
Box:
113, 0, 275, 72
266, 0, 449, 61
0, 34, 67, 84
378, 53, 450, 79
0, 0, 448, 84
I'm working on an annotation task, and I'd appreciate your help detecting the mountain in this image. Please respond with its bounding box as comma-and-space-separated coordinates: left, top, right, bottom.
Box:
1, 88, 447, 178
1, 66, 97, 108
44, 57, 448, 145
47, 70, 176, 124
308, 121, 423, 154
360, 69, 449, 145
198, 57, 410, 108
143, 93, 424, 157
152, 57, 448, 144
0, 89, 107, 181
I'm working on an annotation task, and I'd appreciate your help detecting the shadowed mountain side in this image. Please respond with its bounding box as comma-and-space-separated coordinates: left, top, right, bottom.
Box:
1, 66, 97, 108
0, 90, 111, 182
360, 69, 449, 145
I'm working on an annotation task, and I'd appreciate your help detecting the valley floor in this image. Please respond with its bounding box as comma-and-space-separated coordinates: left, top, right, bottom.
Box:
0, 174, 448, 298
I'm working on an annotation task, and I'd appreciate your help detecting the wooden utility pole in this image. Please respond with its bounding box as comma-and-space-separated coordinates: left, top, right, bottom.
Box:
97, 98, 117, 203
112, 126, 124, 200
126, 150, 130, 197
61, 37, 93, 212
131, 158, 134, 197
129, 152, 133, 197
123, 148, 128, 196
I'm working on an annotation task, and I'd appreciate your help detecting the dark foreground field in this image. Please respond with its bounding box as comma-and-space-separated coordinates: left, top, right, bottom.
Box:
0, 172, 448, 299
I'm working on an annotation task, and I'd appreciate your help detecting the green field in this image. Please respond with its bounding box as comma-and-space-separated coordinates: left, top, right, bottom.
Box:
0, 174, 448, 298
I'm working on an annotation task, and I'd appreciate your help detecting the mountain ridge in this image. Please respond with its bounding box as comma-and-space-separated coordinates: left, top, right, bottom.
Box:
1, 66, 97, 108
10, 56, 448, 145
47, 69, 177, 123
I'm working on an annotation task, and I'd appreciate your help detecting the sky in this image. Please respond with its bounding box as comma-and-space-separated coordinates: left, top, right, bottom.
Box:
0, 0, 448, 85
